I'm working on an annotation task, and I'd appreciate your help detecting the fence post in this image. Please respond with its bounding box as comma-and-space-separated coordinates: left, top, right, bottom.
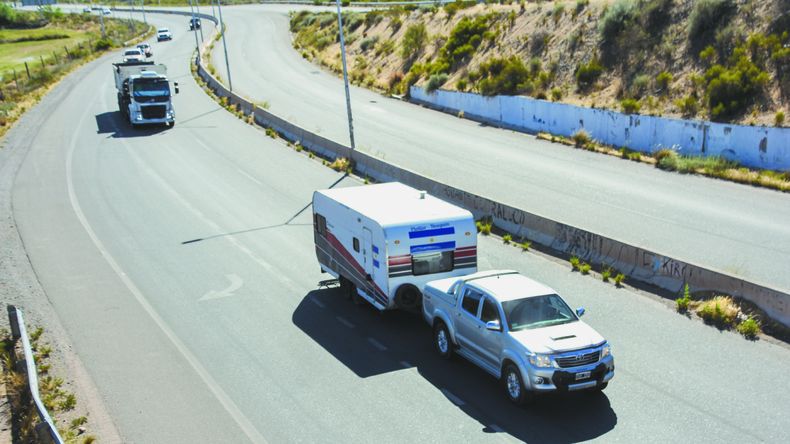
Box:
13, 69, 19, 92
40, 55, 45, 71
64, 46, 70, 59
24, 62, 31, 80
52, 51, 59, 65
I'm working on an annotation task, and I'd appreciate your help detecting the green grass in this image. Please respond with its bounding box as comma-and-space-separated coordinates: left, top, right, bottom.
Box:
613, 273, 626, 287
569, 256, 580, 270
579, 263, 591, 274
736, 317, 761, 339
502, 234, 512, 244
696, 295, 738, 328
676, 283, 692, 312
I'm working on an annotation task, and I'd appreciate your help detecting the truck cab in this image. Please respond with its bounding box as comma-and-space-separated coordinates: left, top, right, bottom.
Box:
423, 270, 614, 404
114, 62, 178, 127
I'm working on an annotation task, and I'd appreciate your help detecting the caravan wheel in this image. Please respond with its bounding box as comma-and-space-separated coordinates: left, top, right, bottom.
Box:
339, 276, 355, 300
395, 285, 422, 311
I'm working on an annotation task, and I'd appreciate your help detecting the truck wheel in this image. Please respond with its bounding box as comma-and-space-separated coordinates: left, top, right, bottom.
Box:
503, 364, 533, 405
594, 382, 608, 391
395, 285, 421, 311
167, 121, 175, 128
434, 322, 453, 360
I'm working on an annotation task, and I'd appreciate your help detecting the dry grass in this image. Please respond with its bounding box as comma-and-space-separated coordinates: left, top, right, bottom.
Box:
329, 157, 351, 172
695, 295, 739, 328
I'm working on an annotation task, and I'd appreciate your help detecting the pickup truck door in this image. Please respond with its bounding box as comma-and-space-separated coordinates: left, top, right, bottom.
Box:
477, 296, 505, 369
455, 288, 483, 353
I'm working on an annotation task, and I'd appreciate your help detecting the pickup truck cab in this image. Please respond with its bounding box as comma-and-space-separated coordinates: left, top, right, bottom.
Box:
423, 270, 614, 404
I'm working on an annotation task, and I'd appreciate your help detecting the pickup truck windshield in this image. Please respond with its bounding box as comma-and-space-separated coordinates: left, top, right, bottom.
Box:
502, 294, 577, 331
133, 79, 170, 97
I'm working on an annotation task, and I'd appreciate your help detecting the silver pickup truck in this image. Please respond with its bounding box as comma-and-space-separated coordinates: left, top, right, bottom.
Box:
422, 270, 614, 404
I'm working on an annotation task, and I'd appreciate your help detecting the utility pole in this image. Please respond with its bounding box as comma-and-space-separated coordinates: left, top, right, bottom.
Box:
195, 0, 204, 43
141, 0, 147, 25
334, 0, 356, 156
217, 0, 233, 91
188, 0, 201, 63
99, 8, 106, 39
210, 0, 215, 19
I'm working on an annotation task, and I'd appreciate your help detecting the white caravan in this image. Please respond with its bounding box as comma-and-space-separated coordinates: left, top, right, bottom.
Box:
313, 182, 477, 310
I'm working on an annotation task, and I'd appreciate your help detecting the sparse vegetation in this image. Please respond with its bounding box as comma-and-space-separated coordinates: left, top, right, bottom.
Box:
601, 267, 611, 282
736, 316, 761, 338
569, 256, 581, 270
571, 129, 593, 148
676, 283, 692, 312
620, 98, 641, 114
520, 240, 531, 251
575, 59, 604, 90
329, 157, 351, 172
401, 23, 427, 59
613, 273, 626, 287
503, 234, 512, 244
579, 263, 591, 275
696, 295, 739, 328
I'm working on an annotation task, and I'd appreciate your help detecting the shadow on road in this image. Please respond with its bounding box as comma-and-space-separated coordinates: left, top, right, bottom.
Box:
95, 112, 169, 138
293, 288, 617, 443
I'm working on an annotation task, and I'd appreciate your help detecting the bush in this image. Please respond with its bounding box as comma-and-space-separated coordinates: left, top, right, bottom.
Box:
599, 0, 634, 42
94, 38, 113, 51
613, 273, 626, 287
569, 256, 580, 270
520, 240, 531, 251
360, 36, 379, 52
329, 157, 351, 172
475, 56, 532, 96
571, 129, 592, 148
675, 95, 699, 117
550, 87, 563, 101
696, 295, 738, 327
401, 23, 427, 59
688, 0, 736, 44
503, 234, 512, 244
776, 111, 785, 126
426, 73, 449, 93
441, 16, 489, 66
575, 0, 590, 16
676, 283, 691, 312
655, 71, 673, 92
736, 317, 761, 338
475, 220, 492, 235
575, 59, 603, 89
579, 263, 591, 275
704, 58, 769, 120
631, 74, 650, 97
601, 267, 611, 282
699, 45, 716, 64
620, 98, 641, 114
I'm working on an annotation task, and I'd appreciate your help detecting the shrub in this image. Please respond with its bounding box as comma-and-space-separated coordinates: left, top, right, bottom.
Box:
329, 157, 350, 172
94, 38, 113, 51
776, 111, 785, 127
655, 71, 673, 92
699, 45, 716, 64
653, 148, 676, 163
265, 127, 277, 138
401, 23, 427, 59
696, 295, 738, 327
599, 0, 634, 42
550, 87, 563, 101
575, 59, 603, 89
575, 0, 590, 16
627, 151, 642, 161
476, 221, 492, 235
503, 234, 512, 244
736, 317, 761, 338
360, 36, 379, 52
520, 240, 531, 251
571, 129, 592, 148
426, 73, 449, 93
552, 4, 565, 23
620, 98, 641, 114
631, 74, 650, 97
613, 273, 626, 287
601, 267, 611, 282
441, 16, 489, 66
676, 284, 692, 312
475, 56, 532, 96
688, 0, 736, 44
704, 59, 769, 120
579, 263, 591, 275
569, 256, 580, 270
675, 95, 699, 117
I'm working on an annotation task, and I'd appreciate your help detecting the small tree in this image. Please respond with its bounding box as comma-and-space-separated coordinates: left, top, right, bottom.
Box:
401, 23, 428, 60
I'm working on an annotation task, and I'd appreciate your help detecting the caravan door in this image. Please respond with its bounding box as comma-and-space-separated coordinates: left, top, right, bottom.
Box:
362, 227, 374, 280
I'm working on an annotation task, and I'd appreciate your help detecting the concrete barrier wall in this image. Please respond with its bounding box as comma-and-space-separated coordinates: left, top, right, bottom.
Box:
411, 87, 790, 172
140, 8, 789, 326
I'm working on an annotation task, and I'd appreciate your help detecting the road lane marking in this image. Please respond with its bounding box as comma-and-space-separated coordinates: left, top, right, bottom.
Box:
65, 83, 269, 444
367, 337, 387, 351
200, 274, 244, 301
336, 316, 354, 328
237, 168, 263, 186
441, 389, 465, 406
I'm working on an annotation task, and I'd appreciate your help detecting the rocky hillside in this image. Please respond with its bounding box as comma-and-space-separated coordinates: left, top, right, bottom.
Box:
290, 0, 790, 126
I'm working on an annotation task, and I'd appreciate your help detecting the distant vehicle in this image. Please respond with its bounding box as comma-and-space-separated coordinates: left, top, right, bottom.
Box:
423, 270, 615, 404
122, 48, 145, 63
136, 43, 152, 58
91, 6, 101, 10
313, 182, 477, 311
102, 7, 111, 15
82, 7, 91, 13
113, 61, 179, 127
189, 17, 202, 30
157, 28, 173, 42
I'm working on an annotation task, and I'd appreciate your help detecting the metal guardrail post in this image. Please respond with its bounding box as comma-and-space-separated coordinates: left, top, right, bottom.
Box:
6, 305, 64, 444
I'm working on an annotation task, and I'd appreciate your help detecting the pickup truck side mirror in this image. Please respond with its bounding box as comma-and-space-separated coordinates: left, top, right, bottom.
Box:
485, 320, 502, 332
576, 307, 585, 318
174, 82, 179, 94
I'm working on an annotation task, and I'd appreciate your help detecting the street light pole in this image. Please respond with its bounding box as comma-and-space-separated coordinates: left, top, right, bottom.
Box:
141, 0, 147, 25
334, 0, 356, 156
188, 0, 201, 63
195, 0, 205, 43
216, 0, 233, 91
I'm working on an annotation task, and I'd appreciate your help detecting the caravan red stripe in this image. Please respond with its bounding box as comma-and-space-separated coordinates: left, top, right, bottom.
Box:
455, 250, 476, 259
456, 246, 476, 252
388, 256, 411, 266
325, 231, 388, 299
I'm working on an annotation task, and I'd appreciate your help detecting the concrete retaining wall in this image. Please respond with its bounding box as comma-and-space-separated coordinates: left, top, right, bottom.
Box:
411, 87, 790, 172
139, 8, 789, 326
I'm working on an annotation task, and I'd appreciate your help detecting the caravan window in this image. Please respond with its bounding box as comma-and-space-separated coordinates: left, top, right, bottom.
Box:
315, 214, 327, 235
353, 238, 360, 252
412, 251, 454, 276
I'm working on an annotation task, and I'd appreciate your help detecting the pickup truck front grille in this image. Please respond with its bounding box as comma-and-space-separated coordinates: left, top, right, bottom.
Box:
555, 350, 600, 368
141, 105, 166, 119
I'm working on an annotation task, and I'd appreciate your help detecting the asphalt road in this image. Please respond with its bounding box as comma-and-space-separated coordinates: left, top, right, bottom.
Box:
5, 8, 790, 444
210, 4, 790, 293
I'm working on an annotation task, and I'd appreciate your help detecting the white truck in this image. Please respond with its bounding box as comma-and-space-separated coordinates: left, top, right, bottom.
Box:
423, 270, 614, 404
113, 61, 179, 128
313, 182, 477, 310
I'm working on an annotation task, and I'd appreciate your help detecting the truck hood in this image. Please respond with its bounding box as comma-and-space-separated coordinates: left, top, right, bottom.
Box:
509, 320, 605, 354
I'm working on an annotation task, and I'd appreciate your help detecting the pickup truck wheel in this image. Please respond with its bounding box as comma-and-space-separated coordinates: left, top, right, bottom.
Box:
594, 382, 608, 391
503, 364, 532, 405
434, 323, 453, 359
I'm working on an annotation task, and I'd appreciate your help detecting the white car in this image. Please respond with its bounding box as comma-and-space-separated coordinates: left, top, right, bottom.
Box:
102, 7, 111, 15
82, 7, 91, 13
157, 28, 173, 42
122, 48, 145, 63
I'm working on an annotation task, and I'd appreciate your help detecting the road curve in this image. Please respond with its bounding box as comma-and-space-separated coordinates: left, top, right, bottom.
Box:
5, 8, 790, 443
211, 4, 790, 293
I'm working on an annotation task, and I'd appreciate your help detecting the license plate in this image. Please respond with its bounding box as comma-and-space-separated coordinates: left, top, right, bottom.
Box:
575, 371, 591, 380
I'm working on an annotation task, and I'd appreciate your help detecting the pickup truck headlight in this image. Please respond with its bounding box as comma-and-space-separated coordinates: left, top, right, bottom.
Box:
528, 353, 553, 368
601, 343, 611, 358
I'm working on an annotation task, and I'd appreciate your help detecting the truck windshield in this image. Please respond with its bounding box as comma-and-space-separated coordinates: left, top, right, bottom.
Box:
133, 79, 170, 97
502, 294, 577, 331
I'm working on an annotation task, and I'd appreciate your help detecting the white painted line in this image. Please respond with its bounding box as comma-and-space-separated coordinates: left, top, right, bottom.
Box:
236, 168, 263, 186
70, 90, 268, 444
367, 337, 387, 351
336, 316, 354, 328
310, 298, 326, 309
441, 388, 466, 406
489, 424, 504, 433
399, 361, 412, 369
